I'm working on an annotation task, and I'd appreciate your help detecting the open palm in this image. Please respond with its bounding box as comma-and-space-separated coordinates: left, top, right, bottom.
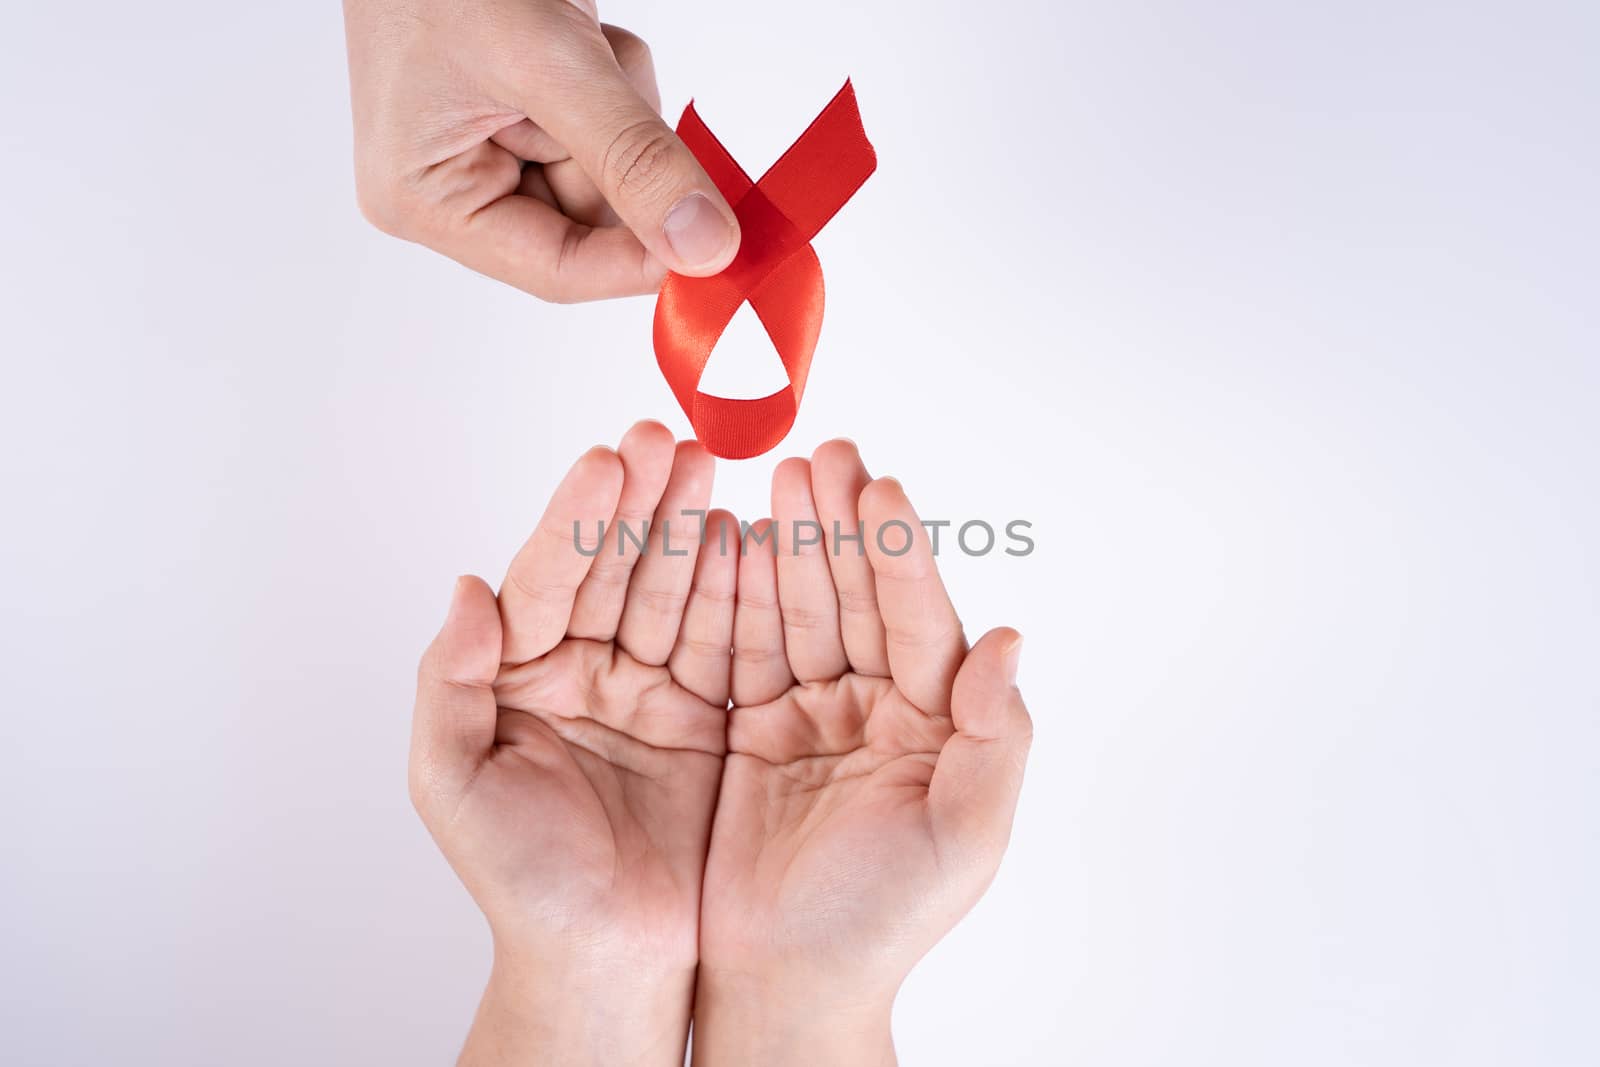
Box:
410, 422, 739, 971
699, 440, 1033, 994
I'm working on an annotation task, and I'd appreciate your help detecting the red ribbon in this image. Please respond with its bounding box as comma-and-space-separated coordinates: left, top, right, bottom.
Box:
653, 81, 877, 459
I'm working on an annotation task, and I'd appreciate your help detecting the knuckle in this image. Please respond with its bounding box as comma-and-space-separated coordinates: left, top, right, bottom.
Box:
581, 558, 635, 588
406, 757, 436, 818
781, 604, 835, 631
836, 587, 879, 614
691, 586, 737, 608
885, 618, 965, 652
406, 766, 427, 814
604, 25, 653, 72
1014, 702, 1035, 745
678, 635, 732, 658
354, 171, 410, 239
633, 585, 689, 615
541, 223, 593, 303
507, 567, 570, 607
600, 120, 680, 204
415, 641, 445, 687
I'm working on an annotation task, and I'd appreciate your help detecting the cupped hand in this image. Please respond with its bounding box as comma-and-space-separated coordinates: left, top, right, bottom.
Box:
411, 421, 737, 1065
343, 0, 741, 301
693, 440, 1033, 1066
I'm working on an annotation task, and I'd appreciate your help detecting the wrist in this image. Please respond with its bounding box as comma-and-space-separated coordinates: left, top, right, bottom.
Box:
690, 966, 898, 1067
458, 943, 694, 1067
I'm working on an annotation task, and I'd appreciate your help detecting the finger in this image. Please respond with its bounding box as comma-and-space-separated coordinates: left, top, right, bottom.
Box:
544, 157, 617, 228
929, 629, 1033, 860
487, 28, 657, 166
859, 476, 967, 716
515, 163, 560, 210
517, 27, 662, 229
451, 187, 666, 302
568, 421, 676, 641
601, 25, 662, 113
616, 441, 716, 665
392, 138, 662, 302
499, 446, 623, 663
732, 518, 794, 706
490, 119, 568, 164
518, 30, 740, 276
669, 508, 739, 706
810, 439, 889, 677
771, 458, 849, 682
412, 576, 503, 805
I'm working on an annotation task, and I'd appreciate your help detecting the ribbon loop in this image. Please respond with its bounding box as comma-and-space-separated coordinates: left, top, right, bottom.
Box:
652, 81, 876, 460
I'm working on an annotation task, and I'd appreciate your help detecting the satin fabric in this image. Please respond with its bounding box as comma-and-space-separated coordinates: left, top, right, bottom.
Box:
653, 81, 877, 459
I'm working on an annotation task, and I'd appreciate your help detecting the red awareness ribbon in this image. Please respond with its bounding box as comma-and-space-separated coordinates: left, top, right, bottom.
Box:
653, 81, 877, 460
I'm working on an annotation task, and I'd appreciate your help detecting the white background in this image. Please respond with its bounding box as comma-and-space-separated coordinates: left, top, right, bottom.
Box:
2, 1, 1596, 1064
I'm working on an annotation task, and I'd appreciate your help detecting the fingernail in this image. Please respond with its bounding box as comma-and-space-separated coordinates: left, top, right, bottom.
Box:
1003, 634, 1024, 685
445, 576, 468, 622
663, 193, 736, 271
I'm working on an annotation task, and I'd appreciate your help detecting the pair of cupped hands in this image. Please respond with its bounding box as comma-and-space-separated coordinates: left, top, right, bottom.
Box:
413, 423, 1032, 1066
347, 0, 1031, 1059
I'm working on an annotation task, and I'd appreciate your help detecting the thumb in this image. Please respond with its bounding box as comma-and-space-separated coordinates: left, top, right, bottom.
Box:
411, 576, 503, 810
528, 40, 741, 276
928, 628, 1034, 864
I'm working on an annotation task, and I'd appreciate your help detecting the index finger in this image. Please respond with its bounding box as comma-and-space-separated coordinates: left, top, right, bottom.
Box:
498, 445, 624, 664
446, 183, 666, 303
